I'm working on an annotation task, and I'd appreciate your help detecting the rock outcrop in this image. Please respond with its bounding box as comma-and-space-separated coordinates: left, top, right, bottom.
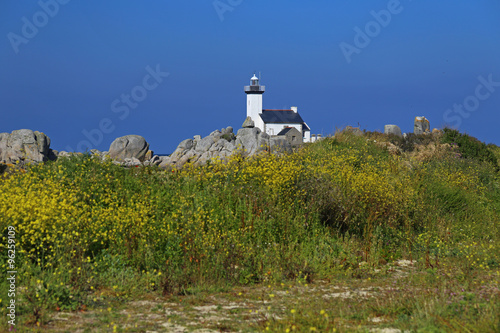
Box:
0, 129, 55, 164
242, 116, 255, 128
109, 135, 150, 162
159, 123, 292, 169
414, 116, 430, 135
384, 124, 402, 138
342, 126, 363, 136
2, 113, 444, 171
235, 127, 266, 155
0, 125, 294, 170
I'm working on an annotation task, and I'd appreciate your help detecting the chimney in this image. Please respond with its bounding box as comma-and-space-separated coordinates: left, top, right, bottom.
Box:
291, 106, 298, 113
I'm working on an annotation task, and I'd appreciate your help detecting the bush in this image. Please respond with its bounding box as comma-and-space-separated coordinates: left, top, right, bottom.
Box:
221, 133, 235, 142
441, 128, 499, 171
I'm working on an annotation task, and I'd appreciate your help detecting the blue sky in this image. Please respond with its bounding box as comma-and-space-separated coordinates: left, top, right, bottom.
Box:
1, 0, 500, 154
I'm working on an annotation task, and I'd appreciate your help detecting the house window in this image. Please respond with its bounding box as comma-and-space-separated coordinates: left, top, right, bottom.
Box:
292, 136, 296, 142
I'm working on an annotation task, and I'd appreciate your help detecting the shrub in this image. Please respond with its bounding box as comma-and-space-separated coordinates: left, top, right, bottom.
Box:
441, 128, 499, 171
221, 133, 235, 142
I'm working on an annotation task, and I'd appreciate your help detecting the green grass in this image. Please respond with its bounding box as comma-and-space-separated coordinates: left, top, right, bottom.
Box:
1, 129, 499, 332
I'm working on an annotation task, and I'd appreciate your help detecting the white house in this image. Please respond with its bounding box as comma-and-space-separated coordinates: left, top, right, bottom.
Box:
244, 74, 312, 142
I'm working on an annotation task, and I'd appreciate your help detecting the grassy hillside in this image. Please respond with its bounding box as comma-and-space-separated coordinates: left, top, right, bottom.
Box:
1, 129, 499, 332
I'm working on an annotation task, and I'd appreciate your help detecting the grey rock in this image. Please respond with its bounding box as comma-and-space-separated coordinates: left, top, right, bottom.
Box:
150, 155, 161, 165
57, 151, 73, 158
178, 139, 193, 150
100, 151, 110, 161
209, 140, 226, 152
34, 131, 50, 156
414, 116, 430, 135
0, 133, 9, 161
210, 129, 221, 137
166, 138, 196, 165
123, 157, 141, 167
242, 116, 255, 128
195, 136, 216, 152
236, 127, 261, 137
158, 156, 171, 168
145, 150, 154, 161
8, 129, 44, 162
257, 132, 270, 151
222, 140, 236, 153
343, 126, 363, 136
384, 125, 402, 138
159, 123, 294, 169
176, 149, 197, 168
235, 127, 261, 154
109, 135, 149, 162
0, 129, 51, 163
167, 146, 187, 165
197, 151, 212, 164
259, 132, 270, 140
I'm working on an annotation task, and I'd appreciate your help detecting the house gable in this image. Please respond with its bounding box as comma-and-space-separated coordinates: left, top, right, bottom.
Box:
276, 127, 302, 147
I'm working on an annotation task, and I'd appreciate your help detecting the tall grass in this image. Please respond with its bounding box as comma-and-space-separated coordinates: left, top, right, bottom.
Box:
1, 131, 499, 330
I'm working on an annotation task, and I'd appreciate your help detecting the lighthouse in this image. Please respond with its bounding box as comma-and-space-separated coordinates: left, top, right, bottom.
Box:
244, 74, 265, 131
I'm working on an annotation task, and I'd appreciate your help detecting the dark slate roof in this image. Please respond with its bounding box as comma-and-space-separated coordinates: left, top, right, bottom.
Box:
277, 127, 294, 136
259, 110, 311, 132
260, 110, 304, 124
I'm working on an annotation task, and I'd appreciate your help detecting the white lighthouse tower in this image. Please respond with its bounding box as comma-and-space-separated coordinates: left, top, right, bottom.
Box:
244, 74, 265, 131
